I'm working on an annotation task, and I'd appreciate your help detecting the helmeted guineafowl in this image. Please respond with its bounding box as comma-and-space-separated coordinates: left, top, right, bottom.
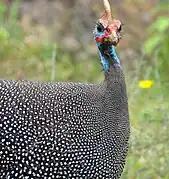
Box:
0, 0, 130, 178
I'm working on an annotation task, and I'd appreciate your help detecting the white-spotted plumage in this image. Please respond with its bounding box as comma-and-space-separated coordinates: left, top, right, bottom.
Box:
0, 70, 129, 179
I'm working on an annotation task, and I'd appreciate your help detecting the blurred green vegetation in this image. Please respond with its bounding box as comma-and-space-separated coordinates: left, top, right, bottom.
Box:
123, 2, 169, 179
0, 1, 169, 178
0, 0, 102, 83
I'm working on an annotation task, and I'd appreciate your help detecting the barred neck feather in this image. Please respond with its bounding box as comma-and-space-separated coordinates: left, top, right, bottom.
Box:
98, 43, 120, 70
96, 43, 124, 82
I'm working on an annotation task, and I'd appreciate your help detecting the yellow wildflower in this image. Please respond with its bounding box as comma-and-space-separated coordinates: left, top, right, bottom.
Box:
139, 80, 154, 88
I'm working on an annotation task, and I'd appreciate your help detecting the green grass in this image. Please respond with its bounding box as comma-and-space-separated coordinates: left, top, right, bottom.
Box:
122, 79, 169, 179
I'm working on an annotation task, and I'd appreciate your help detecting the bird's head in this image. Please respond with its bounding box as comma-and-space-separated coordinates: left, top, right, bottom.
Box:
93, 0, 122, 71
93, 0, 122, 46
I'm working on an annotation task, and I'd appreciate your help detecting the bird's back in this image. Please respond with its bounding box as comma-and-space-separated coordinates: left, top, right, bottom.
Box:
0, 78, 129, 178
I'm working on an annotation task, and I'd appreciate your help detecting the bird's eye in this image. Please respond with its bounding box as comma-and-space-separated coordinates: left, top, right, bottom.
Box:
96, 22, 105, 32
118, 25, 122, 32
97, 26, 103, 32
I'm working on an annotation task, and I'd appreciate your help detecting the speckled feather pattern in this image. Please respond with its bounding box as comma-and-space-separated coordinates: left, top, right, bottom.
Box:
0, 69, 129, 179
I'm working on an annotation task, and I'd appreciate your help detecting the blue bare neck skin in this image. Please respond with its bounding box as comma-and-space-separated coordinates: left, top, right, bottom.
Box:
96, 42, 120, 72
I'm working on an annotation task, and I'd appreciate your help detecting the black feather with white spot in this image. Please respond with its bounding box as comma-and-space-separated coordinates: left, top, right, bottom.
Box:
0, 65, 129, 178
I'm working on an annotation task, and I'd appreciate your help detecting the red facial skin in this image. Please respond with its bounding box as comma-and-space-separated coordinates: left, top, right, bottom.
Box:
95, 20, 122, 46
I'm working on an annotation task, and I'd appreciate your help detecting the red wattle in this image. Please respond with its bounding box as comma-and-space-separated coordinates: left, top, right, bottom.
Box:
95, 36, 104, 43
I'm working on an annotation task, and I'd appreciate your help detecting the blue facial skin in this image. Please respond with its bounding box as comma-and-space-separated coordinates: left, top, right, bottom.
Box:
93, 25, 120, 71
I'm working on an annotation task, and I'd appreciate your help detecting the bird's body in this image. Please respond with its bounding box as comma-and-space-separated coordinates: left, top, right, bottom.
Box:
0, 67, 129, 178
0, 0, 130, 178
